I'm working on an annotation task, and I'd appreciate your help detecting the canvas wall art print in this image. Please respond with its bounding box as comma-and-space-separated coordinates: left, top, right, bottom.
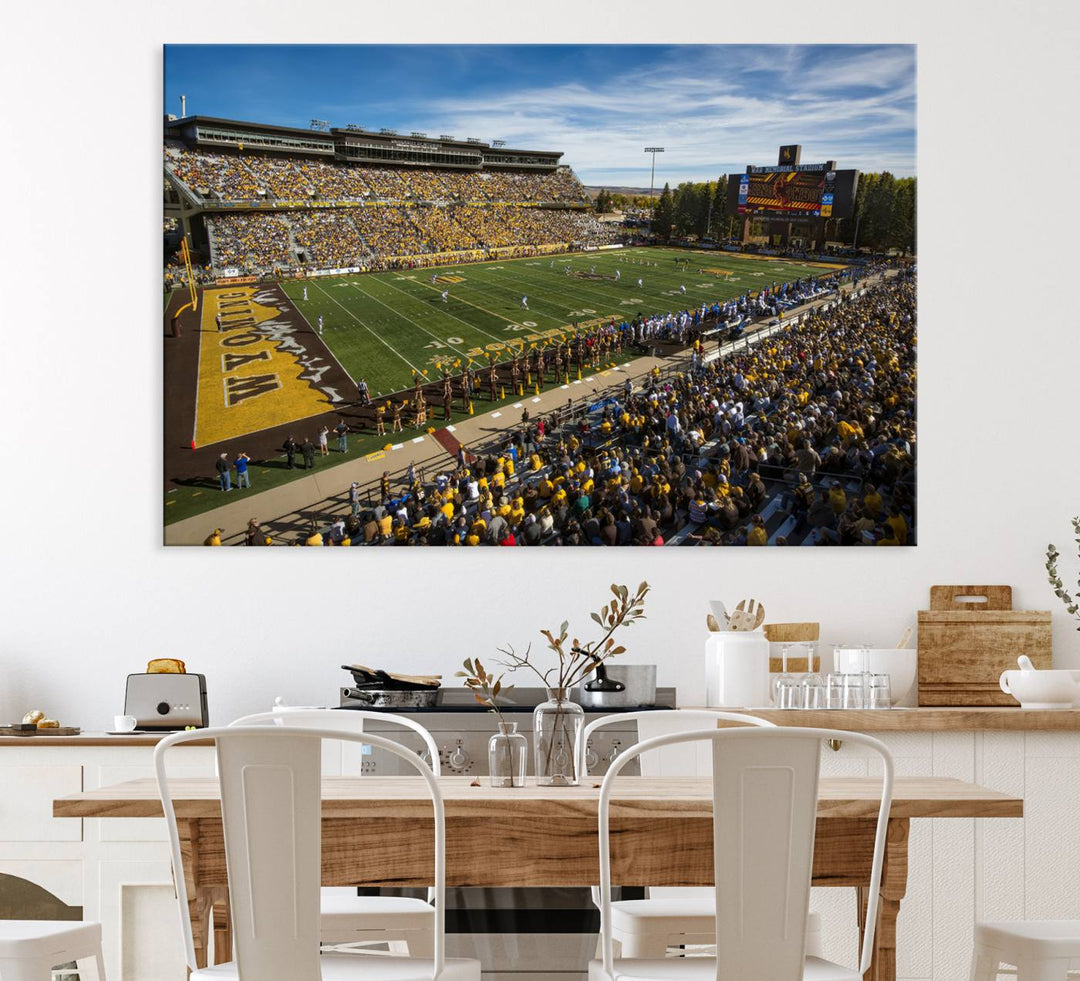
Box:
163, 44, 916, 547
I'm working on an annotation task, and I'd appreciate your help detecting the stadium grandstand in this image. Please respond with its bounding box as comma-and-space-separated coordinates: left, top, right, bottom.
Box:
163, 116, 614, 280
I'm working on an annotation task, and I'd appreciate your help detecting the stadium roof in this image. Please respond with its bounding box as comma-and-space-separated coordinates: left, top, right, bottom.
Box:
164, 115, 562, 159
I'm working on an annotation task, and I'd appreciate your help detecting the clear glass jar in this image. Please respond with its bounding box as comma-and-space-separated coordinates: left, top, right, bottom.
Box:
533, 687, 584, 786
488, 721, 528, 788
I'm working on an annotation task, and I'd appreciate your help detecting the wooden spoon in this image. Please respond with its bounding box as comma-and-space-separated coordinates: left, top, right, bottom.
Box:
730, 599, 766, 631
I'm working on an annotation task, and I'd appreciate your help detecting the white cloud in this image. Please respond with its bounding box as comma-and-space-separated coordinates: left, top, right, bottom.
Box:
381, 45, 915, 184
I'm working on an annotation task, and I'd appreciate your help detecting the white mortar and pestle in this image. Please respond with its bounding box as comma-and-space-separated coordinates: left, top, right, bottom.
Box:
999, 655, 1080, 709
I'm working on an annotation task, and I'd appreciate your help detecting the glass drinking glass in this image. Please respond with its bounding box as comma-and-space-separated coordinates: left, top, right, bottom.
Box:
826, 673, 846, 709
841, 673, 866, 709
775, 676, 803, 709
773, 645, 798, 705
791, 641, 818, 675
800, 674, 826, 709
868, 674, 893, 710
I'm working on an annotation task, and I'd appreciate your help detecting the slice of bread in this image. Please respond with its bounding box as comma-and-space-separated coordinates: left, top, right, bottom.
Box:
147, 658, 186, 674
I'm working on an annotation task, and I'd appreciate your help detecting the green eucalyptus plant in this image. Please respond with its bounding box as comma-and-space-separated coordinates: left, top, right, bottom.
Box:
1046, 516, 1080, 629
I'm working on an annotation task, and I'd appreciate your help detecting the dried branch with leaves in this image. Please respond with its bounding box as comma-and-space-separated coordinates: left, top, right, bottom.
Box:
456, 657, 515, 722
1046, 516, 1080, 629
494, 581, 651, 690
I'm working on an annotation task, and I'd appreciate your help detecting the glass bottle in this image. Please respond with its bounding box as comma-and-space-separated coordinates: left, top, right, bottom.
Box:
533, 687, 584, 786
488, 721, 528, 788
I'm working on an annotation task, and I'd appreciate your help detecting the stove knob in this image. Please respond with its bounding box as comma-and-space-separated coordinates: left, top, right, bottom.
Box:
447, 746, 471, 771
585, 746, 600, 770
606, 744, 621, 764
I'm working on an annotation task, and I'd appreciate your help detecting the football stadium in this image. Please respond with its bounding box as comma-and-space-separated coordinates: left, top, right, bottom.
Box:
164, 116, 916, 547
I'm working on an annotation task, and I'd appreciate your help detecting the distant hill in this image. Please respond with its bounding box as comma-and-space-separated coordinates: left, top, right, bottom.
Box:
583, 185, 653, 199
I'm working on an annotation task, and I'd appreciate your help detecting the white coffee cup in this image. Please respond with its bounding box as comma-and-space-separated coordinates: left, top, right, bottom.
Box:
113, 715, 138, 732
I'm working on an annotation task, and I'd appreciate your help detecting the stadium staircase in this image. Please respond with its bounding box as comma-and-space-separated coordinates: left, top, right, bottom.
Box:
285, 219, 302, 266
205, 219, 220, 271
345, 212, 377, 266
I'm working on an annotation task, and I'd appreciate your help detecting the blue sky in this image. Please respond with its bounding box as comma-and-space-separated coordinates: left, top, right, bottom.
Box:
164, 44, 915, 186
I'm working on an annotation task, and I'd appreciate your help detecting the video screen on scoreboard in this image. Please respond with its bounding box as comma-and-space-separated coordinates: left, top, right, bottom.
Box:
728, 168, 858, 219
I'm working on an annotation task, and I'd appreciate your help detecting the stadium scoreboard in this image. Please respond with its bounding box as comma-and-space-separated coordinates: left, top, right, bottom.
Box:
727, 152, 859, 220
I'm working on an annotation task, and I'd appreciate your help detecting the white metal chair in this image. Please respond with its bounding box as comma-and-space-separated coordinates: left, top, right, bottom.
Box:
230, 708, 438, 955
589, 726, 894, 981
0, 921, 104, 981
969, 921, 1080, 980
579, 711, 822, 960
154, 725, 480, 980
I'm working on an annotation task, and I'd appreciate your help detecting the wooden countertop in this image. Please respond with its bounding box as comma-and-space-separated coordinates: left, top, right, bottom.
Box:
0, 732, 210, 747
6, 706, 1080, 745
53, 774, 1023, 821
685, 707, 1080, 730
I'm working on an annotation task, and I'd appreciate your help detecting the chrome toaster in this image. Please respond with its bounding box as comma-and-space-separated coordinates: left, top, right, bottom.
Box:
124, 673, 209, 730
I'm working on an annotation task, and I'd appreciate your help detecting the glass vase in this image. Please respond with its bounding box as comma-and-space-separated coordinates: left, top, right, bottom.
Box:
533, 687, 584, 786
488, 721, 528, 788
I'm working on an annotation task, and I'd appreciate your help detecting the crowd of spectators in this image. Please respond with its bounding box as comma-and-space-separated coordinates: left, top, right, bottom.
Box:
166, 145, 263, 200
197, 204, 615, 274
409, 205, 481, 253
352, 205, 426, 260
165, 146, 589, 204
290, 210, 372, 268
318, 271, 915, 547
208, 213, 294, 270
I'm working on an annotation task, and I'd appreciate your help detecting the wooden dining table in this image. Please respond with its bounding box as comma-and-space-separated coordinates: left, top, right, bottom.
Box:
54, 775, 1022, 981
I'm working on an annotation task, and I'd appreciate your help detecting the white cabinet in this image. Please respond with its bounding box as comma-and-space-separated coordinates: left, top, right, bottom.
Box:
811, 729, 1080, 981
0, 730, 1077, 981
0, 740, 213, 981
0, 766, 83, 841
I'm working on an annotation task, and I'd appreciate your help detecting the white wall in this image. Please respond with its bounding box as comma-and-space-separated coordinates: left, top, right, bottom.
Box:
1, 0, 1078, 729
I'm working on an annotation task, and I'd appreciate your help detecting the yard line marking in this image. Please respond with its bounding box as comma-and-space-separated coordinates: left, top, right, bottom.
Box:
446, 425, 457, 432
407, 277, 534, 338
378, 276, 507, 345
281, 284, 357, 391
513, 403, 523, 408
491, 412, 502, 418
561, 385, 569, 389
308, 279, 424, 376
392, 443, 404, 450
345, 278, 473, 360
531, 397, 541, 403
411, 436, 425, 443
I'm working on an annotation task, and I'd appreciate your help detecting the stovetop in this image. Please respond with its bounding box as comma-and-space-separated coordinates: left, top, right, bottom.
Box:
337, 686, 677, 713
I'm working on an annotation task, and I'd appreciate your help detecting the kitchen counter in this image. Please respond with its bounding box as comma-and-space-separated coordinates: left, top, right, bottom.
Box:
684, 706, 1080, 730
0, 731, 209, 747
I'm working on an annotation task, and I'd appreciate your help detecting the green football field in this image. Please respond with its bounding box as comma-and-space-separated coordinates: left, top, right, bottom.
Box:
280, 247, 844, 397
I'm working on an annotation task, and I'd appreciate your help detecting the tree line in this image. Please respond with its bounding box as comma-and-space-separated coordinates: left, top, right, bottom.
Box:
594, 171, 916, 253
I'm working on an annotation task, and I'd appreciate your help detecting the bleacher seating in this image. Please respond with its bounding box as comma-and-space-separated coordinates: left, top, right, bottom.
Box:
164, 144, 612, 275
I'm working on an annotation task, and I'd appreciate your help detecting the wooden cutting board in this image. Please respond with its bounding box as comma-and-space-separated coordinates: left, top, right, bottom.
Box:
0, 726, 81, 737
764, 623, 821, 672
917, 585, 1052, 705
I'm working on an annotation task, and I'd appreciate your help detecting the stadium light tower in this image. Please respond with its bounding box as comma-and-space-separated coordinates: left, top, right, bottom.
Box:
644, 147, 665, 200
